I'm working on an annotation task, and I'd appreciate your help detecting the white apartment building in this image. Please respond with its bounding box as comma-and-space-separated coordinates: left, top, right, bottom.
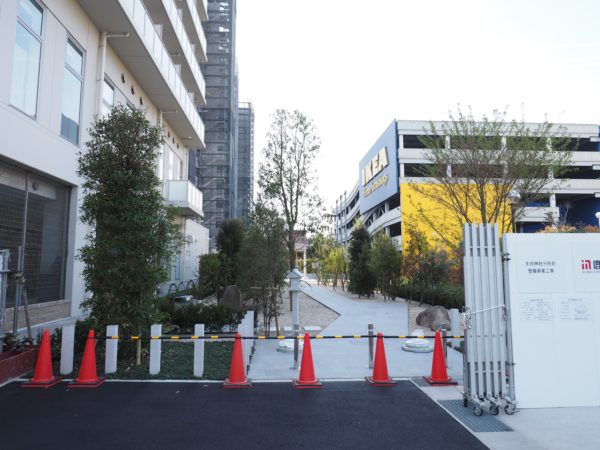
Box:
0, 0, 210, 334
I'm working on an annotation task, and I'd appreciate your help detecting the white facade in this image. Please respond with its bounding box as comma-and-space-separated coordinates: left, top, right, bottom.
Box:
0, 0, 210, 332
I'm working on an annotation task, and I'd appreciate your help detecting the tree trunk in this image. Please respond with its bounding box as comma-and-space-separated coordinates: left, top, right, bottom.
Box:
288, 228, 296, 270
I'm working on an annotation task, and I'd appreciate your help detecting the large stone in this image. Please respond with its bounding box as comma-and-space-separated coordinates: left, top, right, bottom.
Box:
416, 306, 451, 331
218, 285, 243, 311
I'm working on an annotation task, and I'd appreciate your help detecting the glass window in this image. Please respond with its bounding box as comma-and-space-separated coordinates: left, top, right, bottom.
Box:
102, 78, 114, 116
0, 160, 70, 307
61, 40, 83, 144
10, 0, 43, 116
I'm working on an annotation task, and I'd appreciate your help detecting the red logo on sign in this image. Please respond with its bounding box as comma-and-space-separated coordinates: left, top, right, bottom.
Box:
582, 260, 592, 270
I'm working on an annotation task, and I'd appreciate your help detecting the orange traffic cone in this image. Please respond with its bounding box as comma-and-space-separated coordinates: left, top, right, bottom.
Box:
423, 330, 457, 385
22, 329, 62, 388
69, 330, 105, 388
223, 333, 251, 388
366, 332, 397, 386
293, 333, 322, 388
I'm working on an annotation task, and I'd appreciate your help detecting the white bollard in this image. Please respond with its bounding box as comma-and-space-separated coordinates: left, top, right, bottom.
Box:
60, 324, 75, 375
449, 308, 461, 349
193, 324, 204, 378
248, 310, 255, 357
149, 324, 162, 375
105, 325, 119, 374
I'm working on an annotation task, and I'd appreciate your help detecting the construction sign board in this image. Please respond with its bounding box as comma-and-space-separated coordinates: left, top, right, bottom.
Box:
503, 233, 600, 408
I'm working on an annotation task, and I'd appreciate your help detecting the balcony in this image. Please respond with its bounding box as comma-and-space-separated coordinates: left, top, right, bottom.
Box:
180, 0, 208, 63
163, 180, 203, 217
78, 0, 205, 148
197, 0, 208, 21
144, 0, 206, 102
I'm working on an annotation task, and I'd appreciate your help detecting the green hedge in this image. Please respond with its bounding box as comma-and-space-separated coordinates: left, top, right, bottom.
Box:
155, 297, 245, 333
393, 283, 464, 310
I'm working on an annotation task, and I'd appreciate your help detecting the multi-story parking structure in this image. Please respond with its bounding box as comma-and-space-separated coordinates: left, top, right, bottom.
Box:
334, 120, 600, 249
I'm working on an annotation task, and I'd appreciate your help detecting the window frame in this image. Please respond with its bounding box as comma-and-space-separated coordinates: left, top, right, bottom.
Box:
101, 77, 115, 116
60, 37, 85, 144
10, 0, 44, 117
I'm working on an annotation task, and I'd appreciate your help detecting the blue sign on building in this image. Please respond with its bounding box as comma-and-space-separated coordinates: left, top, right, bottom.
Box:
359, 121, 399, 213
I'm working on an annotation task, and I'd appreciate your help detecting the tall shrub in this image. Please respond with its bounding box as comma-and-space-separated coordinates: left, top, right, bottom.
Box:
78, 106, 182, 339
348, 223, 376, 297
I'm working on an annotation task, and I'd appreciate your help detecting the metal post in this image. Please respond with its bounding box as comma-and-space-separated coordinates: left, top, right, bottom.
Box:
12, 247, 25, 333
0, 249, 10, 351
368, 323, 374, 368
293, 323, 300, 370
442, 328, 448, 368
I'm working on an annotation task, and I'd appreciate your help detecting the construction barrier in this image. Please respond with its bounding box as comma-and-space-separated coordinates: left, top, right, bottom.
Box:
92, 334, 464, 340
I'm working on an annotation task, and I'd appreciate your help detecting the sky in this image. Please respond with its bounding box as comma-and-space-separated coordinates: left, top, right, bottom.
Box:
236, 0, 600, 208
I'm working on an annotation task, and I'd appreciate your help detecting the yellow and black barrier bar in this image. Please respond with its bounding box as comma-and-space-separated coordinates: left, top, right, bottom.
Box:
94, 334, 464, 341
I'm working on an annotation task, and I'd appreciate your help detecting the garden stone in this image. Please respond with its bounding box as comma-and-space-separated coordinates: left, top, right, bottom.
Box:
218, 285, 243, 311
416, 306, 451, 331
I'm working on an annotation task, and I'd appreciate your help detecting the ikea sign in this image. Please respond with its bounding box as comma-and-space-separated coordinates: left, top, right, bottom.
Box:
359, 121, 398, 213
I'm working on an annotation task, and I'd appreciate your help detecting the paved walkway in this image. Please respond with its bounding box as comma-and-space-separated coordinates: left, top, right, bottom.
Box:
248, 282, 464, 380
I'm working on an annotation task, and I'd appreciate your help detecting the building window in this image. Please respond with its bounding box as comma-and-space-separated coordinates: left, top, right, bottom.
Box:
10, 0, 43, 116
0, 160, 70, 307
101, 78, 114, 116
61, 39, 83, 144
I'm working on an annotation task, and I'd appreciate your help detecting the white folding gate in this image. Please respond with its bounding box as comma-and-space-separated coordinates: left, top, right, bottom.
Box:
463, 224, 516, 415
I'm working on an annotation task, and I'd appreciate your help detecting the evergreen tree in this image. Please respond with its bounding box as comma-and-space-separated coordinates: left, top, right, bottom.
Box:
78, 106, 182, 339
348, 223, 376, 297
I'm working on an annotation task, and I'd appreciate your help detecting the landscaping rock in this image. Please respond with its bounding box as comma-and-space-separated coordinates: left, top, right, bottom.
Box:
218, 285, 243, 311
416, 306, 451, 331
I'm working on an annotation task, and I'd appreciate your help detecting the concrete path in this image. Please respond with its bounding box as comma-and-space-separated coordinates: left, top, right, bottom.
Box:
248, 282, 464, 380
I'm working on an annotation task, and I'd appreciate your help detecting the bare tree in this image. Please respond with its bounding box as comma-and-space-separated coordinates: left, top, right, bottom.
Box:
259, 109, 323, 269
409, 107, 573, 244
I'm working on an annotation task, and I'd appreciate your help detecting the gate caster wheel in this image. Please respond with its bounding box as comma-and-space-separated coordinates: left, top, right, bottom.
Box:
463, 397, 469, 407
474, 406, 483, 416
489, 404, 499, 415
504, 405, 516, 415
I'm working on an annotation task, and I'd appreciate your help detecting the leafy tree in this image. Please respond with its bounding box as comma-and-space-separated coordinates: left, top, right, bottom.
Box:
369, 232, 402, 300
216, 219, 245, 258
307, 233, 336, 284
347, 222, 376, 297
410, 106, 573, 245
323, 246, 348, 291
236, 201, 288, 334
198, 253, 229, 298
215, 219, 245, 285
259, 109, 323, 269
78, 106, 182, 350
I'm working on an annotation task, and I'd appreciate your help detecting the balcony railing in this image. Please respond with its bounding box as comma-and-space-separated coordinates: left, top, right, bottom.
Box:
163, 180, 203, 217
182, 0, 208, 62
162, 0, 206, 99
119, 0, 204, 143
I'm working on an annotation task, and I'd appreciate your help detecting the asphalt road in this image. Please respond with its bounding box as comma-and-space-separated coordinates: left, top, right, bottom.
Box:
0, 380, 487, 450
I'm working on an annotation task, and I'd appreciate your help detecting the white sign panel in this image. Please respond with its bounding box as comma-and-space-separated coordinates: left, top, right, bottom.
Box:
504, 233, 600, 408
